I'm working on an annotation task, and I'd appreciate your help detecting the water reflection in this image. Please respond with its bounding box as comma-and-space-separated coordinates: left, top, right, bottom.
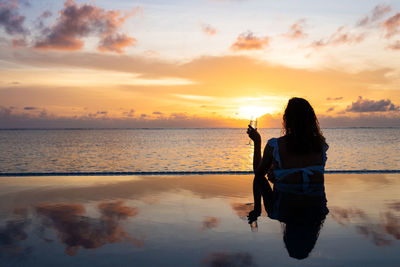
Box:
330, 203, 400, 246
202, 252, 255, 267
200, 216, 220, 231
0, 200, 142, 261
0, 218, 32, 259
0, 174, 399, 265
246, 178, 328, 260
36, 201, 143, 256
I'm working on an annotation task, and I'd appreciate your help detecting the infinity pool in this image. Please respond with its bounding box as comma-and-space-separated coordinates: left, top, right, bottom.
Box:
0, 174, 399, 266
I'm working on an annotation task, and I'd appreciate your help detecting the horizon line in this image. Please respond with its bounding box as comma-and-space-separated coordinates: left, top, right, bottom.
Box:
0, 126, 399, 130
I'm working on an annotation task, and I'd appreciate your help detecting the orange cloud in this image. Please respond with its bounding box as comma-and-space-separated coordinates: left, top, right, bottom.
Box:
98, 34, 137, 54
386, 40, 400, 50
34, 0, 138, 53
202, 23, 217, 36
311, 26, 365, 48
284, 19, 307, 39
330, 26, 365, 44
357, 4, 392, 27
231, 31, 270, 51
383, 13, 400, 39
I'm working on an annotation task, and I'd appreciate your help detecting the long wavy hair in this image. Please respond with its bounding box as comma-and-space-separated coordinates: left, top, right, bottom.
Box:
283, 97, 326, 154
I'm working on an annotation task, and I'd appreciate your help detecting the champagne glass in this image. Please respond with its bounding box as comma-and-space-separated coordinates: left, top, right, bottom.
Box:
248, 117, 258, 145
250, 220, 258, 232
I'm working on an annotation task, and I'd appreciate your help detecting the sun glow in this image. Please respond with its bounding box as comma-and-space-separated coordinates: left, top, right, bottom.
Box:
237, 106, 275, 119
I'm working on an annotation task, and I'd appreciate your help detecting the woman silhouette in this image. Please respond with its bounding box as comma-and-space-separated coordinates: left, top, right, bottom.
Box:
247, 97, 329, 259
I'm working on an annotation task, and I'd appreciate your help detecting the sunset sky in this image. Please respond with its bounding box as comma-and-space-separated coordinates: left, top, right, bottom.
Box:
0, 0, 400, 128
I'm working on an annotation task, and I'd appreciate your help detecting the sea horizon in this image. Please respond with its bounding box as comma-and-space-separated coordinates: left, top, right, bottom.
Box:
1, 126, 399, 130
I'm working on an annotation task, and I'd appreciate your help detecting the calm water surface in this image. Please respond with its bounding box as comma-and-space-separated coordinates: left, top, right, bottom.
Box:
0, 173, 399, 266
0, 128, 399, 173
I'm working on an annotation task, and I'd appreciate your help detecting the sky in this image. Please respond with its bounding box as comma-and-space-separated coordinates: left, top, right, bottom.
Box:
0, 0, 400, 128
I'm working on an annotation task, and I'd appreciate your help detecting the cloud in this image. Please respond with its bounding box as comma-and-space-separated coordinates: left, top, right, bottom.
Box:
40, 10, 52, 19
382, 12, 400, 38
386, 40, 400, 50
11, 37, 25, 47
311, 26, 365, 48
34, 0, 139, 53
0, 106, 236, 128
23, 106, 37, 110
284, 19, 307, 39
152, 111, 163, 115
0, 0, 28, 35
326, 107, 334, 112
202, 23, 217, 36
36, 201, 141, 256
123, 109, 135, 117
319, 113, 400, 127
346, 96, 400, 113
2, 53, 399, 128
98, 33, 136, 53
201, 216, 220, 231
143, 50, 159, 56
95, 110, 107, 115
230, 31, 270, 51
174, 94, 215, 101
326, 97, 343, 101
357, 4, 392, 27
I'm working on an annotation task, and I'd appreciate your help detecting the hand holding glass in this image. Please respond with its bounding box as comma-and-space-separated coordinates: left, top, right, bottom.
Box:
248, 117, 258, 145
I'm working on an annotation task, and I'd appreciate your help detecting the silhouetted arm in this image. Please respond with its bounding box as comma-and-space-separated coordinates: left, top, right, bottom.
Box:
253, 139, 262, 173
255, 144, 273, 177
246, 125, 262, 173
251, 144, 273, 214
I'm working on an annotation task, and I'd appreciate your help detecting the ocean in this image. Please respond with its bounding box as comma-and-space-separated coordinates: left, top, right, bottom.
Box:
1, 128, 399, 173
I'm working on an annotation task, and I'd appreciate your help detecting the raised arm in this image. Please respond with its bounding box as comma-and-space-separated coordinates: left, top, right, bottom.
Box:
247, 126, 273, 175
247, 125, 262, 172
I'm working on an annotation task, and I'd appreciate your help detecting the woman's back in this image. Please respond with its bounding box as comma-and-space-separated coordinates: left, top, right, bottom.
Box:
268, 135, 327, 185
277, 136, 324, 169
